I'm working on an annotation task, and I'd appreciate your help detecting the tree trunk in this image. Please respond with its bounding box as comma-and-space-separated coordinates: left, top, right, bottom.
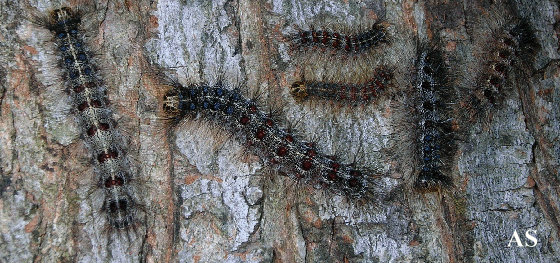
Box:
1, 0, 559, 262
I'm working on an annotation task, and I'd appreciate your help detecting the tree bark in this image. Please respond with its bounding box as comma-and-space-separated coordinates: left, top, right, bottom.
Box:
1, 0, 559, 262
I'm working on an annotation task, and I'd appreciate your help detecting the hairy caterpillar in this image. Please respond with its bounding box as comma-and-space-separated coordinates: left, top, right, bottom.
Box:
275, 17, 397, 96
288, 22, 388, 54
162, 82, 388, 201
37, 7, 140, 229
290, 67, 394, 104
477, 20, 539, 105
412, 46, 457, 191
467, 4, 540, 109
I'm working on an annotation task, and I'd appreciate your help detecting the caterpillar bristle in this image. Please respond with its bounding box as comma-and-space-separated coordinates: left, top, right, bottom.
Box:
162, 81, 390, 203
37, 6, 143, 230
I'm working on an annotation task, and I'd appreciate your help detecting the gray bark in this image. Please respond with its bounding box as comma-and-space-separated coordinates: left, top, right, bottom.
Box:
1, 0, 559, 262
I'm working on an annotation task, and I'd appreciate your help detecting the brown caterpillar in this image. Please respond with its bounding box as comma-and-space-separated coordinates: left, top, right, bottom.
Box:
466, 4, 540, 109
289, 22, 388, 54
290, 67, 394, 104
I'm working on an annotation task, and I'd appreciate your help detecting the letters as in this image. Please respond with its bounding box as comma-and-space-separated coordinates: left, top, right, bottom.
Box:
507, 229, 537, 247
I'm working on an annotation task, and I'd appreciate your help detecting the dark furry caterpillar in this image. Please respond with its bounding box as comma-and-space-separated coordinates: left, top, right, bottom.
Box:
413, 47, 457, 191
43, 7, 137, 228
472, 17, 540, 106
163, 83, 387, 200
290, 23, 388, 54
290, 67, 394, 104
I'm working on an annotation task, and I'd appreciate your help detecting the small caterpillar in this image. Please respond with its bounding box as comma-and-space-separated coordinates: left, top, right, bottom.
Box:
413, 46, 457, 191
276, 18, 395, 104
478, 20, 539, 105
162, 82, 387, 201
290, 67, 394, 104
467, 4, 540, 108
40, 7, 139, 229
289, 22, 388, 54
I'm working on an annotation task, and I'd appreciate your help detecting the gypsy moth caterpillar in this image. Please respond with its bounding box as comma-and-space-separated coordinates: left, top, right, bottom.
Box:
466, 3, 540, 111
271, 8, 401, 102
412, 45, 457, 191
288, 22, 388, 54
162, 81, 389, 202
33, 6, 142, 230
289, 67, 395, 105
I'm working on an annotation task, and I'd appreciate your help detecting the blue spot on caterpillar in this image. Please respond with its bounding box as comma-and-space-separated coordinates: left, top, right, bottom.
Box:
162, 82, 388, 201
42, 7, 139, 229
413, 46, 456, 191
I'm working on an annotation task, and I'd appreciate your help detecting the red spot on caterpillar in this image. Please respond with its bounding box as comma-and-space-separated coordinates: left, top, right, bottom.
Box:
339, 86, 347, 100
344, 36, 352, 51
249, 105, 257, 113
327, 171, 337, 181
78, 99, 102, 111
350, 170, 361, 177
97, 151, 119, 163
277, 146, 288, 157
87, 123, 110, 136
493, 63, 507, 76
301, 158, 313, 171
332, 162, 340, 171
240, 115, 250, 125
488, 76, 501, 87
332, 32, 341, 48
285, 134, 294, 143
501, 37, 514, 47
265, 118, 273, 127
105, 176, 124, 188
256, 128, 266, 139
306, 149, 316, 157
312, 30, 319, 43
73, 82, 95, 93
322, 31, 329, 45
349, 171, 360, 187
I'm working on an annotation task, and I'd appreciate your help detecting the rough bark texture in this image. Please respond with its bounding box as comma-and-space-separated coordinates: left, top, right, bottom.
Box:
1, 0, 559, 262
